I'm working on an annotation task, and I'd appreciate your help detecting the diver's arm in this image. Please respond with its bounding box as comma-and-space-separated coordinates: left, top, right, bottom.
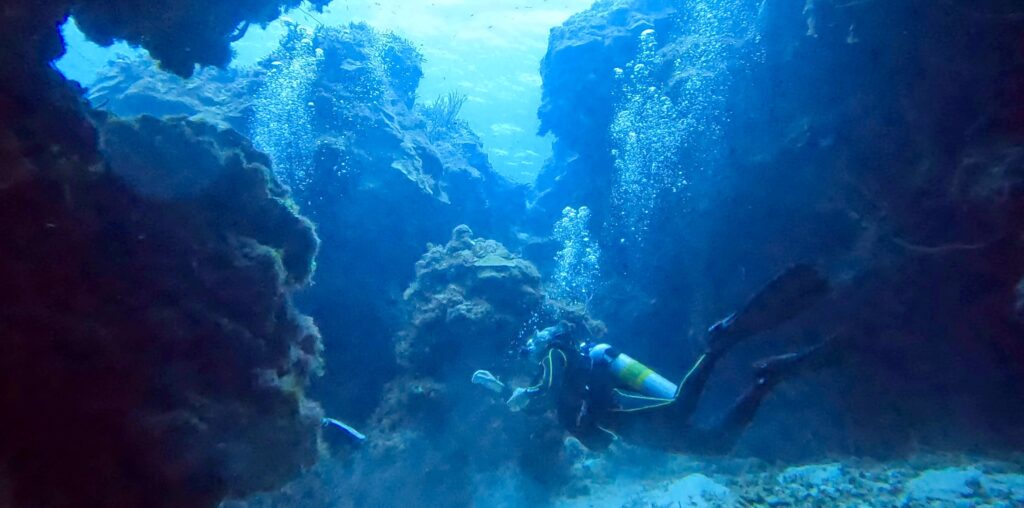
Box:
508, 348, 568, 412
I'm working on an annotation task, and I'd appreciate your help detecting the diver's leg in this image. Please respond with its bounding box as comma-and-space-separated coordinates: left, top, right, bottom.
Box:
608, 366, 774, 455
682, 377, 776, 455
602, 346, 747, 452
671, 350, 723, 421
672, 265, 829, 419
684, 336, 841, 454
672, 312, 764, 420
752, 335, 840, 380
703, 264, 830, 352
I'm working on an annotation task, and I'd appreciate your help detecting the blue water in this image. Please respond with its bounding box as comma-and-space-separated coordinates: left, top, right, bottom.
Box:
57, 1, 593, 184
8, 0, 1024, 507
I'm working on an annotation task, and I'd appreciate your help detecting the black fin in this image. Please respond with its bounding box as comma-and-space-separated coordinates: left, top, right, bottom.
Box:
753, 334, 843, 382
709, 264, 830, 343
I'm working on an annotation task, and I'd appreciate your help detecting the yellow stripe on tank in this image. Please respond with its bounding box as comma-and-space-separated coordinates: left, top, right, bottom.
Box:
619, 359, 655, 391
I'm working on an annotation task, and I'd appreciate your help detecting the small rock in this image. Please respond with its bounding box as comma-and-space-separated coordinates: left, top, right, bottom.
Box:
645, 474, 735, 508
902, 467, 983, 505
778, 463, 845, 487
778, 463, 846, 499
980, 473, 1024, 503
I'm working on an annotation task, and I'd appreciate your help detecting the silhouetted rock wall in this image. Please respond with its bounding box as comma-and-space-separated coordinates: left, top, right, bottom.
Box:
0, 114, 325, 507
0, 2, 332, 506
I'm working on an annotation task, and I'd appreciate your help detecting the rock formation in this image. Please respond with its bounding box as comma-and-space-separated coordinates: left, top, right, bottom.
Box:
1, 114, 325, 507
0, 1, 333, 506
349, 226, 556, 507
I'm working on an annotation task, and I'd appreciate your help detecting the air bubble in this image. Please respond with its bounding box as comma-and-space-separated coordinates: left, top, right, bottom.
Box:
550, 206, 601, 308
252, 24, 326, 195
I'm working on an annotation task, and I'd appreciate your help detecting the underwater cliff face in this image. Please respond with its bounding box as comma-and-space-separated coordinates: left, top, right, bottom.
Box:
0, 115, 325, 506
533, 0, 1024, 458
0, 2, 334, 507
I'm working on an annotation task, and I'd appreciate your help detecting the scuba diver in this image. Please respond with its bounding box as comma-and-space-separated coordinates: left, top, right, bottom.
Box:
471, 264, 837, 454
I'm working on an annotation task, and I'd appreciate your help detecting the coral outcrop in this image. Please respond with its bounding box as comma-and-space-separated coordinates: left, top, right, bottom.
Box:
531, 0, 679, 230
235, 226, 593, 508
346, 226, 560, 508
396, 224, 544, 373
532, 0, 1024, 459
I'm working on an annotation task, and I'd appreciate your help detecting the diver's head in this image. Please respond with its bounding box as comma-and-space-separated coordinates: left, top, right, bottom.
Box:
524, 321, 576, 359
524, 325, 561, 357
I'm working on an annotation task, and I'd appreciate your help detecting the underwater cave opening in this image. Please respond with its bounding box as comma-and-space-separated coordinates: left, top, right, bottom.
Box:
55, 0, 595, 185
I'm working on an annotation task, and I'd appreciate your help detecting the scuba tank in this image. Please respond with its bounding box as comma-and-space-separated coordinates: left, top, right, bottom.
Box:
588, 344, 678, 399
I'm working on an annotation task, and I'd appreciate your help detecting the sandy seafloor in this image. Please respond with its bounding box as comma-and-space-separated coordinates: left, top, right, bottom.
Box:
513, 443, 1024, 507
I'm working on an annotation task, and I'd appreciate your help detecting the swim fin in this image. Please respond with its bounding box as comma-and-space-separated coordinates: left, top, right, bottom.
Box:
706, 264, 830, 351
753, 334, 842, 384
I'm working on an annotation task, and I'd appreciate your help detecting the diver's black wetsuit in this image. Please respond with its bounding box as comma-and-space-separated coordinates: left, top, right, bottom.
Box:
603, 340, 783, 454
520, 344, 617, 451
520, 338, 782, 454
505, 264, 834, 455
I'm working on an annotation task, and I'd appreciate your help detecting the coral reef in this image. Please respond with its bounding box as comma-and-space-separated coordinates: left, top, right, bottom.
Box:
87, 24, 527, 423
31, 24, 528, 507
345, 226, 560, 507
6, 0, 1023, 505
89, 61, 258, 132
421, 91, 470, 142
234, 226, 596, 508
396, 224, 544, 373
530, 0, 679, 231
531, 0, 1024, 459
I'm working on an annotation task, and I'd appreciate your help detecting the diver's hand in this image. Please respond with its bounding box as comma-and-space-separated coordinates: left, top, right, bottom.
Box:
506, 387, 532, 412
471, 370, 505, 394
